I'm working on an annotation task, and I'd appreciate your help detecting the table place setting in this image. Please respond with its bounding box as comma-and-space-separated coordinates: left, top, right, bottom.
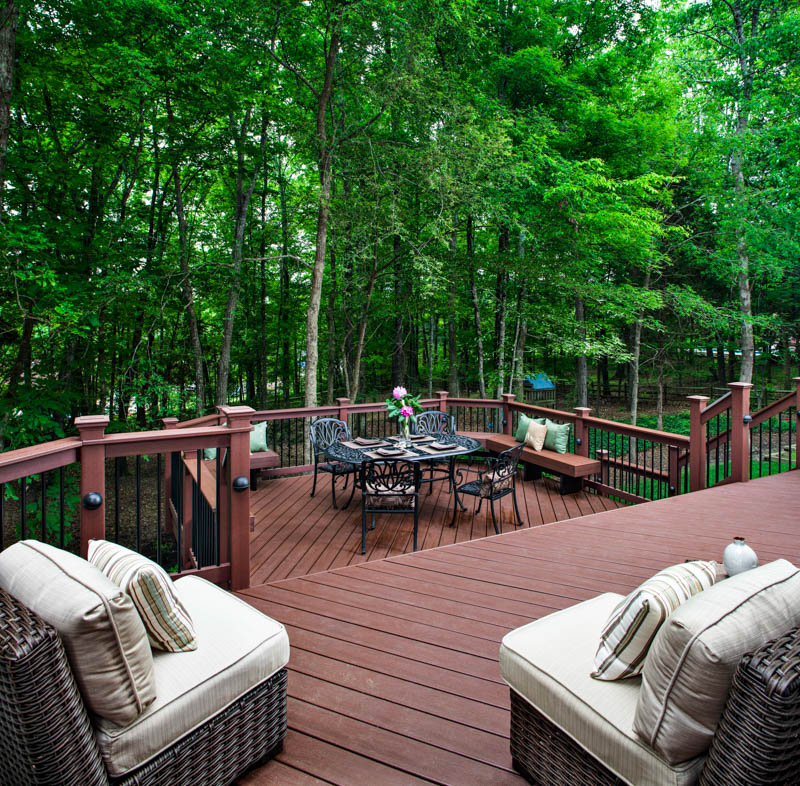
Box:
342, 437, 391, 450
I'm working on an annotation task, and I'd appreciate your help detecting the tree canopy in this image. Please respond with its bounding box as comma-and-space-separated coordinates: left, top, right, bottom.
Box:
1, 0, 798, 447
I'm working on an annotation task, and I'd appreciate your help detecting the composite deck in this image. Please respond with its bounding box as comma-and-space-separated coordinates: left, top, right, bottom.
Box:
236, 470, 800, 785
249, 471, 622, 585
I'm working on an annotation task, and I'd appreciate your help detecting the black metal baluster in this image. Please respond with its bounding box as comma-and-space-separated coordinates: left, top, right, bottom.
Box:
758, 422, 764, 477
115, 456, 121, 541
0, 481, 4, 551
195, 450, 202, 566
216, 449, 221, 565
59, 467, 65, 548
136, 455, 142, 553
40, 471, 47, 542
768, 416, 774, 475
21, 477, 27, 539
156, 453, 162, 565
778, 412, 783, 474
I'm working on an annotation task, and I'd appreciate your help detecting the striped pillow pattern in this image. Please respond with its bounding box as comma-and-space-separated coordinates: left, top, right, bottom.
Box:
88, 540, 197, 653
592, 560, 718, 681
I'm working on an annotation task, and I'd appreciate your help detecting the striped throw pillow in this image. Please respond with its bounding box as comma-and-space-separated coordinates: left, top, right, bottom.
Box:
592, 560, 718, 681
88, 540, 197, 653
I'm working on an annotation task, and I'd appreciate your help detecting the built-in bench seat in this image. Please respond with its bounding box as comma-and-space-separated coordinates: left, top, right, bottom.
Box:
485, 434, 600, 495
250, 450, 279, 490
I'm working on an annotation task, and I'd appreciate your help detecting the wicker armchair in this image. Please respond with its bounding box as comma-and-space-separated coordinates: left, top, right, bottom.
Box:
509, 621, 800, 786
0, 586, 287, 786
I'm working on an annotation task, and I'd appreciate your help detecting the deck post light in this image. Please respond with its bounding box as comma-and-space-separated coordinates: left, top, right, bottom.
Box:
232, 475, 250, 492
82, 492, 103, 510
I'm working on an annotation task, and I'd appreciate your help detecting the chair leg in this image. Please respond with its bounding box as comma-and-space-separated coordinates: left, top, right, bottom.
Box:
428, 465, 433, 495
331, 470, 338, 509
310, 461, 318, 497
450, 487, 459, 527
361, 505, 367, 554
489, 497, 500, 535
413, 503, 419, 551
512, 487, 524, 528
343, 471, 357, 509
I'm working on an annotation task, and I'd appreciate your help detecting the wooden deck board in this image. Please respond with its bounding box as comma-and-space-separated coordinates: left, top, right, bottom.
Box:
238, 470, 800, 785
249, 471, 618, 584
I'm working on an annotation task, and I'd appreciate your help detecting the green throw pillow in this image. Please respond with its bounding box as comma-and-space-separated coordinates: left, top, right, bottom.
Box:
543, 419, 570, 454
250, 420, 269, 453
203, 447, 217, 460
514, 413, 546, 443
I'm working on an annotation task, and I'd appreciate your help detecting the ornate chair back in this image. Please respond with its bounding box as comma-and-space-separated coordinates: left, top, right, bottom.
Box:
309, 417, 351, 457
414, 410, 456, 435
360, 460, 421, 510
481, 442, 524, 498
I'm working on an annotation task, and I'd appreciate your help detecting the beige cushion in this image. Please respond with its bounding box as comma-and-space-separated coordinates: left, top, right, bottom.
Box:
524, 420, 547, 451
634, 558, 800, 764
593, 560, 719, 681
94, 575, 290, 776
89, 540, 197, 653
0, 540, 156, 725
480, 469, 515, 498
500, 593, 706, 786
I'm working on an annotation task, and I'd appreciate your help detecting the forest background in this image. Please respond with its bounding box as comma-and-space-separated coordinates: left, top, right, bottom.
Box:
0, 0, 798, 450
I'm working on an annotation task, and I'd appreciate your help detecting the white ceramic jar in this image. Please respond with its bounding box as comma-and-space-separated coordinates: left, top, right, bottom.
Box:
722, 537, 758, 577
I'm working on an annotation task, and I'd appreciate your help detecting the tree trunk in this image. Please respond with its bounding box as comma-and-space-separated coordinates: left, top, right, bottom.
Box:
391, 234, 406, 386
513, 309, 527, 400
216, 110, 266, 405
495, 226, 509, 397
447, 226, 459, 396
575, 296, 587, 408
467, 216, 486, 398
168, 113, 206, 414
0, 1, 17, 220
427, 315, 435, 398
348, 249, 379, 403
629, 269, 651, 426
304, 22, 341, 407
276, 153, 292, 405
326, 241, 338, 404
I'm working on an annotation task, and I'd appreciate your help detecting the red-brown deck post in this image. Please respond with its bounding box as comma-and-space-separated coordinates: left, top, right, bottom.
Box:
219, 405, 254, 591
687, 395, 709, 492
595, 449, 609, 486
162, 417, 178, 535
573, 407, 591, 457
728, 382, 753, 483
76, 415, 109, 558
336, 397, 350, 424
502, 393, 515, 436
795, 378, 800, 436
436, 390, 449, 412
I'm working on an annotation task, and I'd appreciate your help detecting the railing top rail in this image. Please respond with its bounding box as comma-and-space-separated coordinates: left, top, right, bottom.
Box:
0, 436, 81, 483
250, 405, 339, 421
583, 416, 690, 448
749, 389, 797, 428
175, 413, 222, 429
701, 391, 732, 423
447, 397, 503, 408
510, 401, 577, 423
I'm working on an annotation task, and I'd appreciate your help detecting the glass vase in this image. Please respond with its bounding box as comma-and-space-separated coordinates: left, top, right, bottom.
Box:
399, 419, 411, 447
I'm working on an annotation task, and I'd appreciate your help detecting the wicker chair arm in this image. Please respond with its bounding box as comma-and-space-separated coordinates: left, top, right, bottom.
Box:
0, 588, 109, 786
699, 625, 800, 785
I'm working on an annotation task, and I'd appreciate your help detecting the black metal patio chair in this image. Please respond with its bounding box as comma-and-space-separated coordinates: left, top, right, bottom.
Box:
413, 410, 458, 494
358, 460, 422, 554
309, 417, 358, 509
450, 442, 525, 534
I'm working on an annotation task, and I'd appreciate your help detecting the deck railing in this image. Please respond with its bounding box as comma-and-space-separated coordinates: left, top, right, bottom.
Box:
1, 379, 797, 586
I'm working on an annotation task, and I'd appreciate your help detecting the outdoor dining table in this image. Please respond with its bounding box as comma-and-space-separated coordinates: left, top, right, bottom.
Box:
324, 432, 482, 507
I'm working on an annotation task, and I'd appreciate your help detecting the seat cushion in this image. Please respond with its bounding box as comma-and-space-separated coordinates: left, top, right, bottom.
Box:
543, 418, 571, 453
480, 470, 514, 498
94, 575, 290, 777
88, 539, 197, 653
593, 560, 719, 681
500, 593, 706, 786
0, 540, 156, 725
524, 420, 547, 451
633, 558, 800, 764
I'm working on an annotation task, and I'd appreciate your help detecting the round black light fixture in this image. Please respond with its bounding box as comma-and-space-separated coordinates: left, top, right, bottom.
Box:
82, 492, 103, 510
232, 475, 250, 493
